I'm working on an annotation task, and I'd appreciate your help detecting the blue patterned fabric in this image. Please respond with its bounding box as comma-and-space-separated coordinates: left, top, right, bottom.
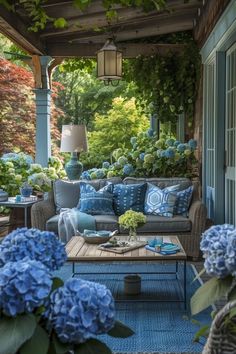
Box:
78, 182, 114, 215
113, 183, 147, 215
174, 185, 193, 216
144, 183, 179, 217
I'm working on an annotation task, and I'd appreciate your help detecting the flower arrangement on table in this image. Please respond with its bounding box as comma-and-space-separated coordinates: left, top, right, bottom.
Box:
118, 210, 147, 243
191, 224, 236, 341
0, 228, 133, 354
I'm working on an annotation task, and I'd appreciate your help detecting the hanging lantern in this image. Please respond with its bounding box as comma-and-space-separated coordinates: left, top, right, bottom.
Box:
97, 38, 122, 86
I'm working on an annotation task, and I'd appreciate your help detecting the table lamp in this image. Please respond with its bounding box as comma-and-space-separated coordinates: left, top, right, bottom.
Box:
60, 124, 88, 180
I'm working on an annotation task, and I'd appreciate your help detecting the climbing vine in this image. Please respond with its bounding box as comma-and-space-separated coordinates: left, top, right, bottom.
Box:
124, 37, 201, 123
1, 0, 167, 32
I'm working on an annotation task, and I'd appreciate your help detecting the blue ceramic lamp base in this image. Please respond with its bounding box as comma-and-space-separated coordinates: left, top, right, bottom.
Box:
65, 152, 83, 180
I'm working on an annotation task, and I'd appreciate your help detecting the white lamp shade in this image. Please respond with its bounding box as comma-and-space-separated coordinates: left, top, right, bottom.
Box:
60, 125, 88, 153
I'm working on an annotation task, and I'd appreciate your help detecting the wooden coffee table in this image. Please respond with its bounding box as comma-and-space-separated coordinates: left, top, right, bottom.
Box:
66, 235, 187, 308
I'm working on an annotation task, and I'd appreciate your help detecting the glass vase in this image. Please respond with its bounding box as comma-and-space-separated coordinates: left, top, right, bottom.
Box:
128, 228, 138, 244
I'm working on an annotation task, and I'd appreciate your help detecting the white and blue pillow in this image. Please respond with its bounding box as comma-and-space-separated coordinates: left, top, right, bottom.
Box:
77, 182, 114, 215
173, 186, 193, 216
144, 183, 179, 217
113, 183, 147, 215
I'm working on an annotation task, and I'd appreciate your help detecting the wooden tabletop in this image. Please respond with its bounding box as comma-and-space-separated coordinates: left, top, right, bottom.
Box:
66, 235, 187, 262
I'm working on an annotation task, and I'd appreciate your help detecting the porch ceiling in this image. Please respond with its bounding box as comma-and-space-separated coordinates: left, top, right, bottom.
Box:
0, 0, 201, 58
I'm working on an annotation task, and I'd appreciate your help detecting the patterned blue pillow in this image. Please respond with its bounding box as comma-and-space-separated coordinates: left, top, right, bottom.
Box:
144, 183, 179, 217
113, 183, 147, 215
78, 182, 114, 215
173, 186, 193, 216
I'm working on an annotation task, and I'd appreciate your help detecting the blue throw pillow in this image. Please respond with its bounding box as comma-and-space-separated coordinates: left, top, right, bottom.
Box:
173, 186, 193, 216
144, 183, 179, 217
78, 182, 114, 215
113, 183, 147, 215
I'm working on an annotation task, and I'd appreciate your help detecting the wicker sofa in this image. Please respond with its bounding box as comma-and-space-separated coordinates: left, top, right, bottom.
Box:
31, 177, 207, 258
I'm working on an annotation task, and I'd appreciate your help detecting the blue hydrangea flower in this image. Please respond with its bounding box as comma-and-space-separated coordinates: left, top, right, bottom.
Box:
102, 161, 110, 169
0, 228, 67, 271
146, 128, 154, 137
95, 169, 105, 179
165, 138, 175, 147
174, 140, 181, 147
200, 224, 235, 278
130, 137, 137, 146
123, 164, 134, 175
188, 139, 197, 150
177, 143, 186, 153
1, 152, 34, 167
81, 171, 91, 180
139, 153, 145, 161
164, 147, 175, 158
46, 278, 115, 344
0, 260, 52, 316
225, 230, 236, 276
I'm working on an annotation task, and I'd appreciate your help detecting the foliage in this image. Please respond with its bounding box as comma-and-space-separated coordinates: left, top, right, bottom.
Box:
0, 153, 66, 196
1, 0, 166, 32
80, 97, 149, 169
53, 66, 139, 127
118, 210, 146, 231
81, 130, 198, 180
0, 56, 64, 156
191, 225, 236, 341
124, 38, 201, 124
0, 227, 133, 354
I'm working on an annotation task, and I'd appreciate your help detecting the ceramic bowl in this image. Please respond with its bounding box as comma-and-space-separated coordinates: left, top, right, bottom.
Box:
83, 234, 112, 244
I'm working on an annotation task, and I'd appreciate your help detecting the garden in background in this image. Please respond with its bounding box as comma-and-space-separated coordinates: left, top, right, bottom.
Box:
0, 31, 200, 206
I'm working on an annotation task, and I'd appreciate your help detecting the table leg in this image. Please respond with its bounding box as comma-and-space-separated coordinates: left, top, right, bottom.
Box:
183, 260, 187, 310
24, 207, 27, 227
72, 262, 75, 277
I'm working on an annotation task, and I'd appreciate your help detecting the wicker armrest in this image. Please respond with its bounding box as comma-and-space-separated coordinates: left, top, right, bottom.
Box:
31, 198, 56, 231
183, 200, 207, 258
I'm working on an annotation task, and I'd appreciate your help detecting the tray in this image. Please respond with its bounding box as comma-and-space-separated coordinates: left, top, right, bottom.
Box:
98, 241, 146, 254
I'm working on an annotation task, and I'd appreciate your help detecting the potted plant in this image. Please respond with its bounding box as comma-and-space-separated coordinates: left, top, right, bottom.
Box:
118, 210, 146, 243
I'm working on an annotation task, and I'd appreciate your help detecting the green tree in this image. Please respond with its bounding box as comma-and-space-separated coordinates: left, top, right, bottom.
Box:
81, 97, 149, 168
53, 65, 138, 128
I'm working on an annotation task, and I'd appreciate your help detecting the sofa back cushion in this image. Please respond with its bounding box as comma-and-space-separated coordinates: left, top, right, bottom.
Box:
123, 177, 192, 190
113, 183, 147, 215
54, 177, 122, 212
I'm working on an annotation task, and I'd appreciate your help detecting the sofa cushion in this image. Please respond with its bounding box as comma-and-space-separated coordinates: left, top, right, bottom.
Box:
113, 183, 147, 215
124, 177, 192, 190
136, 215, 191, 233
78, 182, 114, 215
94, 215, 119, 232
53, 177, 122, 213
46, 214, 60, 233
174, 185, 194, 216
144, 183, 179, 217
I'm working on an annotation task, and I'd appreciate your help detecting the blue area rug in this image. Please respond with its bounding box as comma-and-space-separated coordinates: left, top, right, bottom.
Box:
54, 263, 209, 353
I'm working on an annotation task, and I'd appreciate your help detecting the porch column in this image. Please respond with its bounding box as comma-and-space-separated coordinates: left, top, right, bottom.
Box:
34, 56, 52, 166
177, 113, 185, 142
150, 114, 160, 139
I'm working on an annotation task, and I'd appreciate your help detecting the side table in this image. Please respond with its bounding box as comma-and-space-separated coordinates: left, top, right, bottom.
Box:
0, 198, 38, 228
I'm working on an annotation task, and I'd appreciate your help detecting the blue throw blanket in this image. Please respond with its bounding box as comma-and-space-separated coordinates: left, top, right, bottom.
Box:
58, 208, 96, 242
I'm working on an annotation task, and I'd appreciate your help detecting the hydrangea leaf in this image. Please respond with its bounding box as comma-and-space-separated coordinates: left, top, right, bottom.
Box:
52, 334, 72, 354
51, 277, 64, 292
19, 325, 49, 354
0, 314, 36, 354
228, 286, 236, 301
75, 339, 112, 354
191, 276, 233, 315
107, 320, 134, 338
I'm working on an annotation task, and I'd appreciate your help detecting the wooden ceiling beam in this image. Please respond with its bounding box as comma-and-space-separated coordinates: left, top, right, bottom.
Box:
44, 10, 196, 44
47, 42, 185, 58
40, 0, 199, 39
0, 5, 45, 55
